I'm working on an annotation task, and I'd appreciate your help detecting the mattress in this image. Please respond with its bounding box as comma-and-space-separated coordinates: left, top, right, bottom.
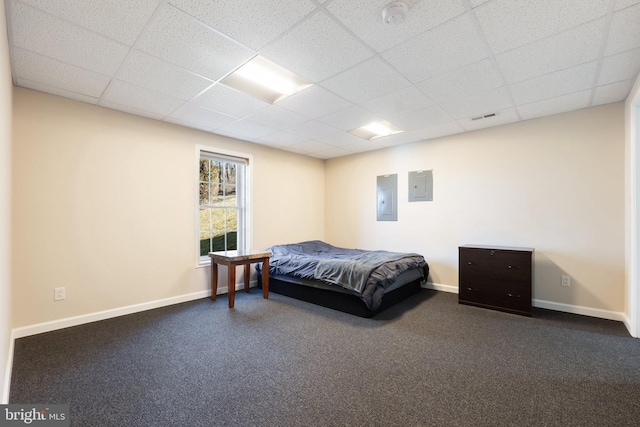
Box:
256, 240, 429, 312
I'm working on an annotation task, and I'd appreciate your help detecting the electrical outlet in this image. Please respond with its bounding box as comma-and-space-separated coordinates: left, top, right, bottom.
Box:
54, 287, 65, 301
561, 275, 571, 287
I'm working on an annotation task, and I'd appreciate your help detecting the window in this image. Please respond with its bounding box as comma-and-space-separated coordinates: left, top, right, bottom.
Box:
198, 151, 247, 262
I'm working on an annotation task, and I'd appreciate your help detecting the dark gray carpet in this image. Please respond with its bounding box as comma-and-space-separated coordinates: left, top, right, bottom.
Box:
9, 290, 640, 426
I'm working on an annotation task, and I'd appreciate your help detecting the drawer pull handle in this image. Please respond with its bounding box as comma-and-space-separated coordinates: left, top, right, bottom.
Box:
508, 265, 512, 269
507, 293, 521, 298
467, 261, 472, 265
467, 287, 473, 291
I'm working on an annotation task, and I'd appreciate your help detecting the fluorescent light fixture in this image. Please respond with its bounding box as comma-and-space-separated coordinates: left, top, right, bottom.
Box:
221, 55, 313, 104
348, 120, 405, 140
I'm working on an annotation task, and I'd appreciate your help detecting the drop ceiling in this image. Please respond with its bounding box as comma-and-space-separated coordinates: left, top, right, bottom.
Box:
5, 0, 640, 159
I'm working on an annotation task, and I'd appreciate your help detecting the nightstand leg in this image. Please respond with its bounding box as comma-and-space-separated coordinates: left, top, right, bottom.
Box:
211, 262, 218, 301
228, 264, 236, 308
244, 263, 250, 292
262, 257, 269, 299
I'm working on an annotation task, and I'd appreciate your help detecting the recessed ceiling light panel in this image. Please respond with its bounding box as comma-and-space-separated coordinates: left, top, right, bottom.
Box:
221, 55, 313, 104
348, 120, 405, 140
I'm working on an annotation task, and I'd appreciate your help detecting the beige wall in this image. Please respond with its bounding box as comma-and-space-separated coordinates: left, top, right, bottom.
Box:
8, 85, 629, 329
11, 88, 325, 328
0, 0, 12, 403
325, 103, 625, 313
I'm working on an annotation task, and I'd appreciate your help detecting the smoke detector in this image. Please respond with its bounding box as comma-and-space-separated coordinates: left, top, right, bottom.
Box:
382, 2, 408, 25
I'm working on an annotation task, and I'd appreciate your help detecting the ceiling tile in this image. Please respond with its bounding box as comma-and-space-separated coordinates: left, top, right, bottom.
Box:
102, 100, 165, 121
410, 121, 465, 141
615, 0, 640, 10
136, 4, 254, 81
17, 78, 99, 105
605, 3, 640, 56
386, 105, 454, 131
495, 18, 604, 84
244, 105, 309, 130
192, 84, 268, 119
10, 1, 130, 76
215, 119, 276, 140
374, 131, 421, 148
101, 80, 184, 117
440, 87, 513, 120
592, 79, 633, 105
167, 103, 238, 130
164, 118, 211, 132
517, 90, 591, 121
312, 147, 355, 160
260, 11, 374, 82
289, 120, 341, 139
320, 57, 411, 104
117, 50, 214, 101
341, 139, 384, 153
318, 105, 383, 131
285, 140, 336, 155
381, 13, 488, 82
510, 61, 598, 105
475, 0, 609, 54
170, 0, 316, 50
456, 108, 520, 131
277, 85, 352, 119
316, 130, 372, 148
12, 47, 110, 98
327, 0, 466, 53
470, 0, 491, 6
598, 48, 640, 85
255, 131, 306, 147
417, 58, 503, 104
18, 0, 161, 46
361, 85, 434, 118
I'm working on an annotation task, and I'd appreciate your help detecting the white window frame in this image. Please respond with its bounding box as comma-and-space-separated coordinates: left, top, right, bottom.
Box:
197, 145, 252, 266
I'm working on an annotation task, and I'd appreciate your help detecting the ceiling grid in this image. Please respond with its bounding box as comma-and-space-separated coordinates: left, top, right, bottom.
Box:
4, 0, 640, 159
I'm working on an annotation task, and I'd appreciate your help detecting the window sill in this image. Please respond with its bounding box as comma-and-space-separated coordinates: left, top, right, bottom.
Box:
197, 259, 211, 268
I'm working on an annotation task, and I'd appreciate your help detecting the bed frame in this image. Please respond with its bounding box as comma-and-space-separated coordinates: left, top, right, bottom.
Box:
258, 275, 423, 318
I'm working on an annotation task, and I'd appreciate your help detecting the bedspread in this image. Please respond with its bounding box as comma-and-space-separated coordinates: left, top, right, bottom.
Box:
256, 240, 428, 310
314, 251, 421, 294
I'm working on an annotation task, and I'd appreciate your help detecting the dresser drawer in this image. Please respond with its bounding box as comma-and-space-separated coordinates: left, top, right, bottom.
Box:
459, 286, 531, 314
460, 248, 531, 281
460, 276, 530, 296
459, 277, 531, 312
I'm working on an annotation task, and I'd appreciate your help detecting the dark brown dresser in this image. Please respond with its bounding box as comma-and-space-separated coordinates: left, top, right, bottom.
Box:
458, 245, 534, 317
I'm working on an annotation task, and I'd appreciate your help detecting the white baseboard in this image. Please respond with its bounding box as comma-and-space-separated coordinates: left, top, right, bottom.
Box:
12, 281, 257, 339
532, 299, 625, 322
421, 283, 625, 323
623, 314, 636, 337
9, 281, 630, 340
422, 282, 458, 293
12, 291, 208, 339
2, 329, 14, 404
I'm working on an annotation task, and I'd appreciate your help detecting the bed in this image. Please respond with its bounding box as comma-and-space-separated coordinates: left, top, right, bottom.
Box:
255, 240, 429, 317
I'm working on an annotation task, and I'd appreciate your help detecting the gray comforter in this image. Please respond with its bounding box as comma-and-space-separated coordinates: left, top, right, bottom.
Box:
256, 240, 429, 310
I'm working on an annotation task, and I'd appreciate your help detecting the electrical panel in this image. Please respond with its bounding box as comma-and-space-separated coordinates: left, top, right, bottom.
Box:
377, 174, 397, 221
408, 170, 433, 202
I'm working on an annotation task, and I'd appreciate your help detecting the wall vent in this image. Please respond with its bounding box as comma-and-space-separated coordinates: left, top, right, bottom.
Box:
471, 113, 497, 121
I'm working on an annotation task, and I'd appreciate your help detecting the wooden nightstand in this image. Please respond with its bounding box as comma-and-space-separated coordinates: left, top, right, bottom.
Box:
209, 250, 271, 308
